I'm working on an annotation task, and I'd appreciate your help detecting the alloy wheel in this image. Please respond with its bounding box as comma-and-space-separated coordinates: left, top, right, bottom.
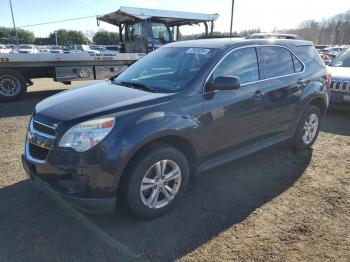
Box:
140, 159, 182, 209
302, 113, 319, 144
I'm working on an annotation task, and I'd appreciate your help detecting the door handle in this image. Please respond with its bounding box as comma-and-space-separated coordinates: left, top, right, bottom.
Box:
253, 90, 265, 99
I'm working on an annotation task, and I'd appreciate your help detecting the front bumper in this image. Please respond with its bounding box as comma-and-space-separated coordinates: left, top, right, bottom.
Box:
330, 91, 350, 104
22, 154, 117, 213
329, 91, 350, 110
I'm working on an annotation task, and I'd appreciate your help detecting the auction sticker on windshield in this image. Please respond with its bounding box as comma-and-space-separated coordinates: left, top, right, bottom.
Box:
185, 48, 211, 55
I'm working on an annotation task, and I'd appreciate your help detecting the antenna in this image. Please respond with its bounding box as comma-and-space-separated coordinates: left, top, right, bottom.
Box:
230, 0, 235, 37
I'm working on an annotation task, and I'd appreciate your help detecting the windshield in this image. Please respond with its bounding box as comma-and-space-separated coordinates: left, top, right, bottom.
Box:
329, 51, 350, 67
151, 23, 170, 43
115, 47, 216, 93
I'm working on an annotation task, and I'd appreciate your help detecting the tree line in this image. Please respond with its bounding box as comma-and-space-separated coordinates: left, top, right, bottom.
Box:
0, 28, 118, 45
281, 10, 350, 45
1, 9, 349, 46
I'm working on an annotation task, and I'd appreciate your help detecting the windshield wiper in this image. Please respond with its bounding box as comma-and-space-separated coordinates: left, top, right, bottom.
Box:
115, 81, 158, 93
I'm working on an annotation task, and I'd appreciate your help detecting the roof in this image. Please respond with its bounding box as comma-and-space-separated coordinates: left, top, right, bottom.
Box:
247, 33, 303, 40
166, 38, 313, 50
97, 6, 219, 26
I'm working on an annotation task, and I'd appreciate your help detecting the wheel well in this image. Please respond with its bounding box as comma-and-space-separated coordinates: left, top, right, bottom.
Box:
309, 97, 326, 116
118, 136, 197, 192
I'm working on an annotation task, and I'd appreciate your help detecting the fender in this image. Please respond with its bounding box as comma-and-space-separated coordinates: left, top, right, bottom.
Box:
111, 110, 200, 188
292, 78, 328, 134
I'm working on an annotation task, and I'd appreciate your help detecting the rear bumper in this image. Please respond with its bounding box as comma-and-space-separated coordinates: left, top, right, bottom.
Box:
22, 154, 117, 213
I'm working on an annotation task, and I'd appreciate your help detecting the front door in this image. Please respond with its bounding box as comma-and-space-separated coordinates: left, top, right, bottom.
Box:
200, 46, 271, 159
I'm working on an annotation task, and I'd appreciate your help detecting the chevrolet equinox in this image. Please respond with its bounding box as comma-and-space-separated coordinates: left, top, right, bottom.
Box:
22, 38, 330, 218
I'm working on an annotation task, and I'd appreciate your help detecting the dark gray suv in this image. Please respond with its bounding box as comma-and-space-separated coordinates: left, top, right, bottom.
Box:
22, 38, 330, 218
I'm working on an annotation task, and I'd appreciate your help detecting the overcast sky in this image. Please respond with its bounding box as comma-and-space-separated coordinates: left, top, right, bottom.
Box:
1, 0, 349, 38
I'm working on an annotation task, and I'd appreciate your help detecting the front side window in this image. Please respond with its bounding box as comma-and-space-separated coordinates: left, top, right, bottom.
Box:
261, 46, 295, 78
212, 47, 259, 84
151, 23, 170, 43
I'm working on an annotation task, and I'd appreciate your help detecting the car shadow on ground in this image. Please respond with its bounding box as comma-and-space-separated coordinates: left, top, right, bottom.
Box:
87, 145, 312, 261
0, 145, 312, 261
0, 179, 123, 261
0, 89, 64, 118
320, 109, 350, 136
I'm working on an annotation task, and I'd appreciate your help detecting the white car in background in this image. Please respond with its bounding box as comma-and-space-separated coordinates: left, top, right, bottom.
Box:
0, 44, 12, 53
50, 46, 63, 53
63, 44, 100, 54
18, 44, 39, 54
327, 50, 350, 106
6, 45, 17, 53
90, 45, 119, 53
90, 45, 105, 52
103, 45, 119, 52
38, 46, 51, 53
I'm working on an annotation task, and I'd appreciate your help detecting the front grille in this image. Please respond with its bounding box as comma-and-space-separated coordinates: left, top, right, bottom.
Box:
330, 80, 350, 93
33, 121, 56, 136
29, 143, 49, 160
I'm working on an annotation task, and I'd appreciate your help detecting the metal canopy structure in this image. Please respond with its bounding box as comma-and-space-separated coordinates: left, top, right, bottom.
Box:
97, 6, 219, 27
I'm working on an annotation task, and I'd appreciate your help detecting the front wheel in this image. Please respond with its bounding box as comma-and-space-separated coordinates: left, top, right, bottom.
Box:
121, 146, 190, 219
293, 105, 322, 150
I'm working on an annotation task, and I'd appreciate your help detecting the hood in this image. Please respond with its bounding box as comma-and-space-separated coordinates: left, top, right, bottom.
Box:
327, 66, 350, 80
35, 80, 172, 123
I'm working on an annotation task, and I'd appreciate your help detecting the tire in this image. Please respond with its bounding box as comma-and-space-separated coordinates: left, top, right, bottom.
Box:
121, 145, 190, 219
293, 105, 322, 150
0, 69, 27, 102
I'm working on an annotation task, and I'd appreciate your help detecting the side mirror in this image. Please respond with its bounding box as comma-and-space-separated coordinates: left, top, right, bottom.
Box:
208, 76, 240, 91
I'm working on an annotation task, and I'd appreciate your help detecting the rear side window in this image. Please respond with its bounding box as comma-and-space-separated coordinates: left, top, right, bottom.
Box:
261, 46, 295, 78
295, 45, 325, 72
212, 47, 259, 84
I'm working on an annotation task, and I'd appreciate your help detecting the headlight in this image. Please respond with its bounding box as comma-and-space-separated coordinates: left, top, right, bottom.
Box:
59, 117, 115, 152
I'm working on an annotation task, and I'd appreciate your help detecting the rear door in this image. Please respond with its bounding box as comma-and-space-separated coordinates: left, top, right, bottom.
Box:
259, 45, 304, 136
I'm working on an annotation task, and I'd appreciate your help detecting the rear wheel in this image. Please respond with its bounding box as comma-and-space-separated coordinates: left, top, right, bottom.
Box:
293, 105, 321, 150
121, 146, 190, 219
0, 70, 27, 102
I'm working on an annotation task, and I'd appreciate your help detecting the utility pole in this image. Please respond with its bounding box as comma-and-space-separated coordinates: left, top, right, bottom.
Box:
55, 31, 58, 46
230, 0, 235, 37
9, 0, 19, 45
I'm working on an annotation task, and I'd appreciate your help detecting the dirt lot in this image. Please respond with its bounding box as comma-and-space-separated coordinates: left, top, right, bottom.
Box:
0, 79, 349, 262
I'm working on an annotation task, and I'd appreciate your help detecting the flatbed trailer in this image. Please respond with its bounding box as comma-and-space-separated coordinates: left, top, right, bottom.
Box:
0, 52, 143, 101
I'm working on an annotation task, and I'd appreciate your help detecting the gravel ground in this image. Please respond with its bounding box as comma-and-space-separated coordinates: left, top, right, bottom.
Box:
0, 79, 349, 261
